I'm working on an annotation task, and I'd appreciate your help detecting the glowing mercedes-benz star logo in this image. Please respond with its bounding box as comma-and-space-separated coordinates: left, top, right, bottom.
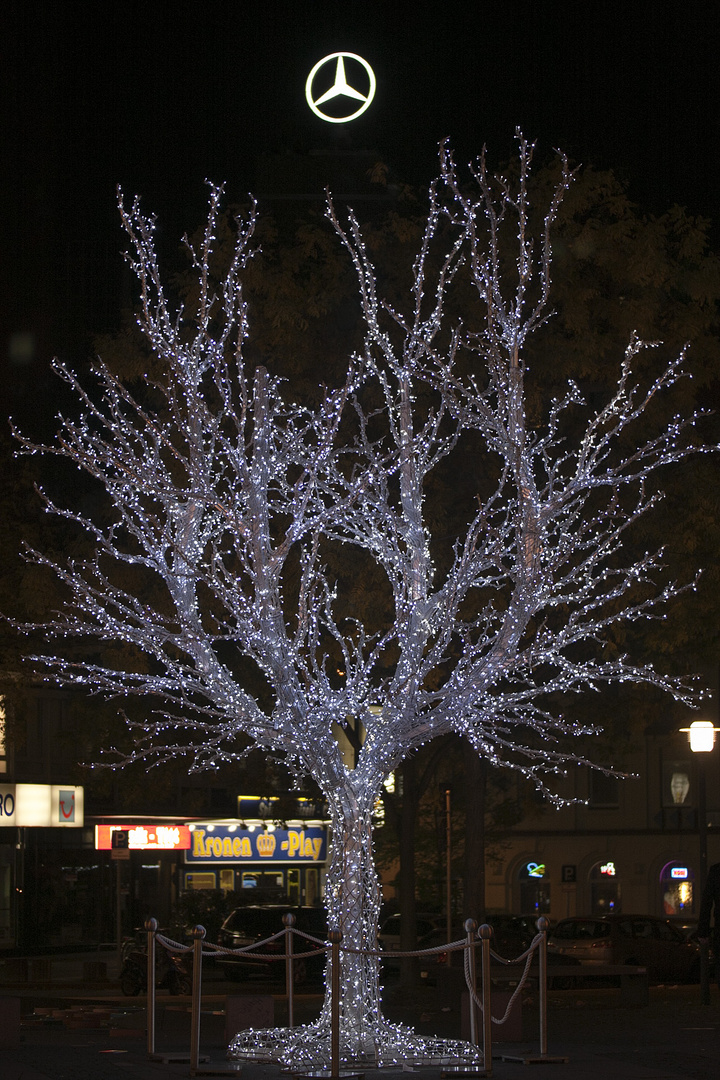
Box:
305, 52, 376, 124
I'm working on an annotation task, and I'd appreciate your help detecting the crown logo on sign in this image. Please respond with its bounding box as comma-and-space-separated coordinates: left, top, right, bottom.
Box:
257, 833, 276, 857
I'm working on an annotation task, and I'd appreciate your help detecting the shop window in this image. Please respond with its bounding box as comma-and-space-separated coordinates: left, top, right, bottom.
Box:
288, 869, 300, 905
0, 857, 13, 945
219, 869, 235, 892
662, 759, 693, 807
185, 871, 216, 890
518, 860, 551, 914
660, 757, 697, 829
660, 861, 694, 916
306, 868, 319, 907
241, 871, 285, 891
589, 860, 621, 914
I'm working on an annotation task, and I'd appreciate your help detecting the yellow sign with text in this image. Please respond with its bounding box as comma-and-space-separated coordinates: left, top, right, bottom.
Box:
187, 825, 327, 864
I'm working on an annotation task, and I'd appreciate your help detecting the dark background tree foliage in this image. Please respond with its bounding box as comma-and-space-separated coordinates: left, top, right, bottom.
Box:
1, 155, 718, 918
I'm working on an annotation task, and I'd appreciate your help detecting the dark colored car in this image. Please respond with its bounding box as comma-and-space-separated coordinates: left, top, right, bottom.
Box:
487, 915, 541, 961
547, 915, 700, 982
417, 915, 541, 982
417, 927, 463, 980
217, 905, 327, 985
378, 913, 444, 955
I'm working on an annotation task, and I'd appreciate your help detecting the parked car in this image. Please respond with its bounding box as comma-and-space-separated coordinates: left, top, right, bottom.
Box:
668, 916, 698, 940
547, 915, 700, 983
378, 913, 447, 971
417, 915, 542, 982
488, 915, 542, 961
417, 927, 464, 980
217, 905, 327, 985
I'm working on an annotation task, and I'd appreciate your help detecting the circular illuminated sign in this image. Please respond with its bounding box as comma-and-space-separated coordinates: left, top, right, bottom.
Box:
305, 52, 376, 124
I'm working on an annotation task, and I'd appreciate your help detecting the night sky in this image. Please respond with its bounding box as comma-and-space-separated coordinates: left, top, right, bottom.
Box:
2, 0, 718, 419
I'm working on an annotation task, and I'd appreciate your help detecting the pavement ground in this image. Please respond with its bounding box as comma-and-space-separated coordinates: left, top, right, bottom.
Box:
1, 951, 719, 1080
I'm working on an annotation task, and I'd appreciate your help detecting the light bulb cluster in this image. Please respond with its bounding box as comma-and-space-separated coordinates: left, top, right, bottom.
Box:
10, 136, 716, 1065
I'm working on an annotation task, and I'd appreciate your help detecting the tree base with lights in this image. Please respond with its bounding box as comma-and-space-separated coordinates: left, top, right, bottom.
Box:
228, 1019, 483, 1070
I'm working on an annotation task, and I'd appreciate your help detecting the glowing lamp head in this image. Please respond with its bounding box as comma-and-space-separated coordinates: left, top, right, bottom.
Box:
687, 720, 716, 753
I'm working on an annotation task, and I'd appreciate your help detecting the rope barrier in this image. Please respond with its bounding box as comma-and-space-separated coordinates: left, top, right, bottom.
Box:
464, 931, 538, 1025
142, 914, 561, 1071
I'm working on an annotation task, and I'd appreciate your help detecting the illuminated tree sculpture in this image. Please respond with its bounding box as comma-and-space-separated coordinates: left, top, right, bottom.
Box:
12, 136, 712, 1066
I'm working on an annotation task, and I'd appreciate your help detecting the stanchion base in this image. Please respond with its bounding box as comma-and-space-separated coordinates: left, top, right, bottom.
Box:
292, 1072, 365, 1079
190, 1064, 243, 1076
500, 1053, 569, 1065
440, 1070, 488, 1078
151, 1052, 210, 1063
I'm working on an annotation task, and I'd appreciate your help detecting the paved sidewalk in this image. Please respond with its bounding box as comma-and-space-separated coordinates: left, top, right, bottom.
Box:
0, 971, 718, 1079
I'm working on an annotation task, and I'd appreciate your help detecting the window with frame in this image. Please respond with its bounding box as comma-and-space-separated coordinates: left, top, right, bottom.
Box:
588, 770, 619, 808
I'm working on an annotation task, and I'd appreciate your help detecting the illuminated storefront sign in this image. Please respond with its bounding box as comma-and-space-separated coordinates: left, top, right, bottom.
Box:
526, 862, 545, 878
0, 784, 84, 827
600, 861, 616, 876
670, 867, 689, 879
95, 824, 191, 851
305, 53, 376, 123
186, 824, 327, 864
236, 795, 327, 820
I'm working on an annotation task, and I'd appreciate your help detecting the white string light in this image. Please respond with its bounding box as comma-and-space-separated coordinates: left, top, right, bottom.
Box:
10, 133, 715, 1064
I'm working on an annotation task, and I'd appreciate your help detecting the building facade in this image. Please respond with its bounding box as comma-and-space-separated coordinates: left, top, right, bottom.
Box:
485, 726, 720, 923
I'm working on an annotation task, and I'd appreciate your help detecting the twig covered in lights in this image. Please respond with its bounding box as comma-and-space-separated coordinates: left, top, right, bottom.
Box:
10, 133, 715, 1065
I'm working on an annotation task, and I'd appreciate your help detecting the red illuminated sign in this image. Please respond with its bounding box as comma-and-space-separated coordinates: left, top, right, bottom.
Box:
95, 824, 191, 851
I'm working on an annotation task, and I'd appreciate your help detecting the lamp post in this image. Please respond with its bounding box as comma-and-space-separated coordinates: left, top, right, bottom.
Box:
443, 786, 452, 965
679, 720, 718, 896
680, 719, 719, 1005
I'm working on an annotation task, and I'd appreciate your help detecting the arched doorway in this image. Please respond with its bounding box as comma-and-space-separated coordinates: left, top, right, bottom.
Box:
589, 859, 621, 914
659, 861, 695, 916
518, 859, 551, 915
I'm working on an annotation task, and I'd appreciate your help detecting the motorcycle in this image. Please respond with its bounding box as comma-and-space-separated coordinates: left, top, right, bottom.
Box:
119, 942, 193, 996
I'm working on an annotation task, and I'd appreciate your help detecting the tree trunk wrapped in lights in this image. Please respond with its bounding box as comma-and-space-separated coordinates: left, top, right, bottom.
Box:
11, 134, 714, 1066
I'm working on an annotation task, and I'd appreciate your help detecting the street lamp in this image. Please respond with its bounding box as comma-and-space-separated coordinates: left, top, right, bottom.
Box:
678, 720, 719, 893
682, 720, 717, 754
442, 785, 452, 965
679, 719, 719, 1005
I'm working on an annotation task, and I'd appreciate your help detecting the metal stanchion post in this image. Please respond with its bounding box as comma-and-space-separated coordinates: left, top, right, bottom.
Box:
190, 925, 205, 1073
329, 929, 342, 1079
145, 917, 158, 1058
284, 912, 296, 1028
504, 917, 568, 1065
464, 919, 478, 1047
537, 916, 549, 1057
445, 787, 452, 965
478, 923, 492, 1077
700, 939, 711, 1006
499, 917, 568, 1066
185, 928, 236, 1074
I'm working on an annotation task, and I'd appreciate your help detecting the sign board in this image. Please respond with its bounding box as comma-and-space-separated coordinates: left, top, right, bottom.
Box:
305, 53, 376, 123
95, 824, 191, 851
186, 824, 327, 864
236, 795, 328, 821
0, 784, 84, 827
